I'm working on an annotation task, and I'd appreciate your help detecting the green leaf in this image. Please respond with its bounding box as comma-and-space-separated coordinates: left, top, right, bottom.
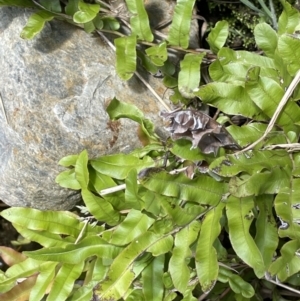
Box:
273, 48, 293, 85
278, 0, 300, 35
218, 267, 255, 298
182, 287, 198, 301
214, 238, 227, 261
268, 240, 300, 281
145, 42, 168, 66
217, 265, 233, 282
141, 172, 226, 206
110, 209, 155, 245
226, 196, 265, 278
106, 98, 156, 139
228, 167, 290, 198
209, 150, 292, 177
226, 123, 286, 148
246, 75, 300, 132
246, 65, 260, 82
39, 0, 61, 13
102, 16, 120, 30
65, 0, 79, 16
20, 10, 55, 39
75, 150, 89, 189
293, 153, 300, 177
1, 258, 41, 292
101, 191, 126, 212
29, 262, 58, 301
161, 59, 176, 76
98, 253, 150, 299
125, 169, 143, 209
278, 34, 300, 76
197, 82, 265, 120
125, 0, 153, 41
55, 169, 81, 190
0, 208, 90, 237
160, 198, 207, 226
13, 225, 74, 248
93, 15, 104, 29
163, 292, 177, 301
127, 289, 145, 301
137, 50, 159, 74
89, 167, 117, 192
81, 189, 121, 226
24, 235, 122, 264
95, 232, 162, 299
90, 153, 154, 179
254, 195, 278, 268
0, 274, 37, 298
275, 178, 300, 240
169, 221, 201, 293
84, 20, 96, 33
209, 60, 246, 84
178, 53, 205, 98
0, 277, 14, 294
163, 75, 178, 88
207, 20, 229, 54
228, 275, 255, 298
58, 155, 78, 167
92, 258, 109, 283
254, 23, 278, 58
147, 235, 173, 256
167, 0, 196, 48
216, 47, 276, 69
196, 203, 225, 292
149, 219, 174, 236
4, 258, 39, 279
107, 97, 144, 123
0, 0, 34, 7
142, 255, 165, 301
73, 0, 100, 23
170, 88, 191, 105
115, 35, 137, 80
47, 262, 84, 301
67, 281, 96, 301
210, 54, 279, 85
130, 143, 164, 159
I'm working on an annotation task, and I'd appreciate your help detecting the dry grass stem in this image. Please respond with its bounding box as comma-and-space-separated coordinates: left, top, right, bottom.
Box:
99, 184, 126, 195
96, 30, 171, 112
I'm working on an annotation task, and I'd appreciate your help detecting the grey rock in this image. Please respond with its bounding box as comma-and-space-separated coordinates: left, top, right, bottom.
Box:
0, 6, 172, 210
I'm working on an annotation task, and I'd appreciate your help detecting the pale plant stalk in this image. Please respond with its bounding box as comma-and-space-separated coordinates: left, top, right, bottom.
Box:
96, 30, 171, 112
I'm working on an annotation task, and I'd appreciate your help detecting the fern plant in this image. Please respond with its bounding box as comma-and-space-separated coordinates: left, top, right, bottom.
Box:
1, 0, 300, 300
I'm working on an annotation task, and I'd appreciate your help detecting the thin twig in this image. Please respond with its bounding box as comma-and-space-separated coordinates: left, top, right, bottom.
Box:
96, 0, 112, 10
32, 0, 72, 19
99, 184, 126, 195
0, 92, 8, 124
237, 70, 300, 154
133, 70, 171, 111
75, 219, 89, 244
197, 292, 209, 301
96, 30, 171, 112
169, 167, 188, 174
264, 143, 300, 150
213, 109, 220, 120
264, 272, 300, 296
